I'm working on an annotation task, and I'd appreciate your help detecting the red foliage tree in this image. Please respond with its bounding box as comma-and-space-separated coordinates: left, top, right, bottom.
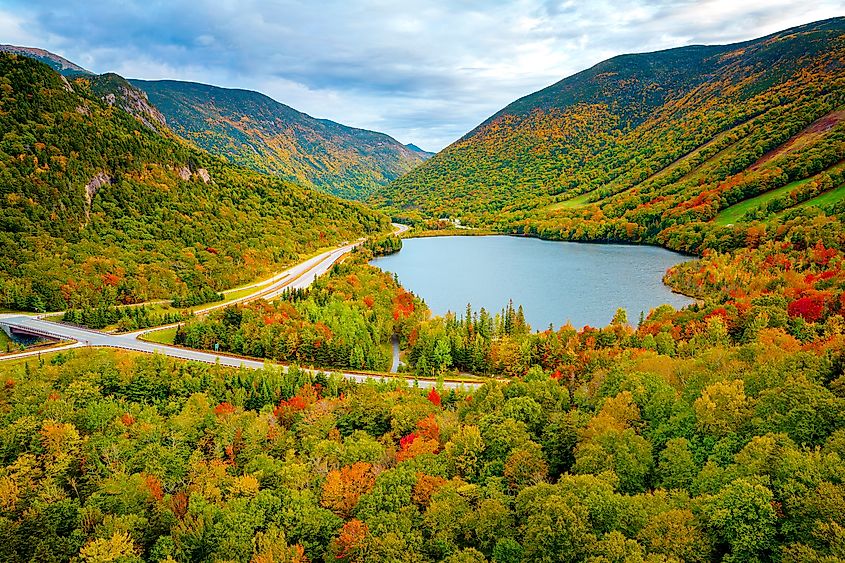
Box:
427, 388, 441, 407
214, 402, 236, 417
788, 295, 825, 322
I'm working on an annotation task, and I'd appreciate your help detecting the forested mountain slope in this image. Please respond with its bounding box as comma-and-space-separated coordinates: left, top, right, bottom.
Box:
0, 54, 389, 312
375, 17, 845, 253
130, 80, 429, 200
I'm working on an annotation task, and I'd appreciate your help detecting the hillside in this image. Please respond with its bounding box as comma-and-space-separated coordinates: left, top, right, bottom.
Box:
130, 79, 429, 200
374, 18, 845, 253
0, 53, 389, 312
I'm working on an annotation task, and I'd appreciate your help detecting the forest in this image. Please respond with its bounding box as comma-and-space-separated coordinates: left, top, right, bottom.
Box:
1, 308, 844, 562
174, 249, 426, 372
77, 191, 844, 563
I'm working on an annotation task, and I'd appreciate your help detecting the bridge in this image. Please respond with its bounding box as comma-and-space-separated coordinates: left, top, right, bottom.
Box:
1, 316, 79, 341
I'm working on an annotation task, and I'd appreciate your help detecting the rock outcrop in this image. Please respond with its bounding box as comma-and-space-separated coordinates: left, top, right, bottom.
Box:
83, 172, 112, 222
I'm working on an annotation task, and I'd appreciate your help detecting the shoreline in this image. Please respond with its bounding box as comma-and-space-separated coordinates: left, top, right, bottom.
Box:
372, 230, 701, 328
400, 225, 700, 259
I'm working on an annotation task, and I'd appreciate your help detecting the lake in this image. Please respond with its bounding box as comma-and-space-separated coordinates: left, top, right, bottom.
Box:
370, 235, 695, 330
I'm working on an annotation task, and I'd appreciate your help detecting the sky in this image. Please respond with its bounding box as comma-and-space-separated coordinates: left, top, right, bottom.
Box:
1, 1, 843, 151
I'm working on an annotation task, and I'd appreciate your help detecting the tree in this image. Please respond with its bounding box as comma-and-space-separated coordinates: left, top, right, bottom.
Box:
427, 388, 442, 407
330, 519, 370, 563
250, 527, 309, 563
611, 308, 628, 326
502, 396, 546, 435
445, 426, 486, 481
433, 337, 453, 374
657, 438, 697, 491
637, 509, 710, 562
467, 497, 514, 555
573, 428, 653, 494
79, 531, 141, 563
694, 379, 750, 436
279, 491, 343, 560
542, 412, 580, 478
589, 531, 647, 563
492, 539, 523, 563
703, 478, 777, 562
321, 462, 377, 518
522, 497, 596, 563
504, 445, 549, 491
444, 548, 487, 563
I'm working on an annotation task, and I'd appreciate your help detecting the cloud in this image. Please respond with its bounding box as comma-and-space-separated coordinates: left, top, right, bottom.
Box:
3, 0, 843, 150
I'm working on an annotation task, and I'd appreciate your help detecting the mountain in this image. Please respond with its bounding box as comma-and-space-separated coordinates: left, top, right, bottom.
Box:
0, 44, 92, 75
129, 79, 429, 200
373, 18, 845, 253
0, 53, 389, 312
405, 143, 434, 158
0, 47, 174, 134
89, 72, 169, 132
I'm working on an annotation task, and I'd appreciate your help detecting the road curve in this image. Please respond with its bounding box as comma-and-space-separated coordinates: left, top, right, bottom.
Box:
0, 224, 478, 390
392, 222, 411, 236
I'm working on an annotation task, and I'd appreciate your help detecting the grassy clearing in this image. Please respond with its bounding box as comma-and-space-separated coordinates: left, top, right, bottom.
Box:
0, 347, 136, 371
790, 182, 845, 212
221, 286, 261, 301
545, 192, 594, 211
0, 339, 76, 357
0, 350, 52, 369
0, 308, 38, 316
714, 177, 813, 225
140, 326, 178, 345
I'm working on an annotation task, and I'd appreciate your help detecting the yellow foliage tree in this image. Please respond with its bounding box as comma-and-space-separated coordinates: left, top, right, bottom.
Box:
694, 379, 750, 435
79, 531, 138, 562
320, 462, 376, 518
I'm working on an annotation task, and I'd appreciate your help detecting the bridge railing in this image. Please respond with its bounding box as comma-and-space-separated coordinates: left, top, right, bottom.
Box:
0, 322, 68, 342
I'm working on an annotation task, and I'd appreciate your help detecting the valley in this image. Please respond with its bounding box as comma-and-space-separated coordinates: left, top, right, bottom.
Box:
1, 12, 845, 563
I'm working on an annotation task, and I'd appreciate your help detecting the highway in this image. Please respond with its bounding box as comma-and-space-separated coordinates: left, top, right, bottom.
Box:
0, 223, 478, 390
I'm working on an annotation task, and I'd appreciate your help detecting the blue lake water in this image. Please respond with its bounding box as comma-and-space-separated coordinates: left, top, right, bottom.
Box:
370, 235, 695, 330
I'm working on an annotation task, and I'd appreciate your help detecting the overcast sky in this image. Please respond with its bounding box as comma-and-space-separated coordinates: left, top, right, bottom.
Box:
1, 1, 843, 150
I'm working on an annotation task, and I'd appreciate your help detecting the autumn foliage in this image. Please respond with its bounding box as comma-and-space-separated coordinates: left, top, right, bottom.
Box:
320, 462, 377, 518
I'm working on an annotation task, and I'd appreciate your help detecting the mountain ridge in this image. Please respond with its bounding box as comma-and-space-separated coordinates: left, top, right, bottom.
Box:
129, 78, 428, 200
0, 44, 92, 75
1, 44, 429, 201
405, 142, 434, 157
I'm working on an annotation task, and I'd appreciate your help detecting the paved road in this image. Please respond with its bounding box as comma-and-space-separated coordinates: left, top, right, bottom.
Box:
390, 334, 402, 373
0, 224, 478, 389
0, 315, 471, 388
392, 222, 411, 236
